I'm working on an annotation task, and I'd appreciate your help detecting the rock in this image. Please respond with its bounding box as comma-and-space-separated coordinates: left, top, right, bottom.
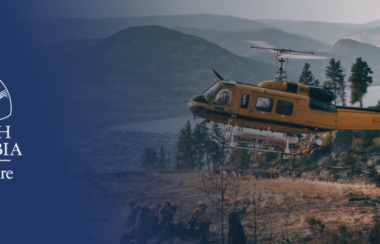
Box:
317, 156, 331, 166
252, 162, 259, 168
376, 165, 380, 174
367, 156, 380, 166
331, 130, 353, 158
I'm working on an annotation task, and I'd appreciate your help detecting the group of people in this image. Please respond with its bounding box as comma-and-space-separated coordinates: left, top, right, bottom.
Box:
121, 199, 211, 244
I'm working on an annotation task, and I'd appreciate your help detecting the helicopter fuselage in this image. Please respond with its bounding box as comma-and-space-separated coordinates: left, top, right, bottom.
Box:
188, 80, 380, 134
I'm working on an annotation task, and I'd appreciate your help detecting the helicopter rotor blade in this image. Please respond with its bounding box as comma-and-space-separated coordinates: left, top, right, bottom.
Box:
277, 54, 331, 60
212, 68, 224, 80
246, 40, 275, 53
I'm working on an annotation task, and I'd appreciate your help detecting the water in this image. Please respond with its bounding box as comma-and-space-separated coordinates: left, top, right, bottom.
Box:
112, 115, 199, 133
112, 86, 380, 134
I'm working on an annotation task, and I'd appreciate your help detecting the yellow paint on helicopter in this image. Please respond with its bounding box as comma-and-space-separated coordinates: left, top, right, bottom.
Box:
188, 80, 380, 134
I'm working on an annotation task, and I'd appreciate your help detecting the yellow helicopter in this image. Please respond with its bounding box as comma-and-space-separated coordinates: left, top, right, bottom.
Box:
187, 43, 380, 155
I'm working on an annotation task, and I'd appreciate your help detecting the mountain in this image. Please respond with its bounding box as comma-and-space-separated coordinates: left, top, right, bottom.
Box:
170, 27, 233, 42
56, 26, 274, 125
19, 14, 270, 43
361, 19, 380, 29
50, 38, 102, 53
331, 39, 380, 85
172, 27, 333, 82
14, 18, 131, 43
120, 14, 269, 31
338, 27, 380, 47
332, 38, 380, 60
258, 20, 360, 42
174, 28, 331, 62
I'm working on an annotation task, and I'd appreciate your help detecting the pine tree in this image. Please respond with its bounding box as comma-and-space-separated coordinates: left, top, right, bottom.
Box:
298, 63, 315, 86
325, 59, 346, 106
156, 146, 169, 169
349, 57, 373, 108
140, 147, 157, 169
313, 79, 320, 87
192, 123, 208, 169
229, 142, 251, 169
210, 122, 223, 169
176, 120, 195, 170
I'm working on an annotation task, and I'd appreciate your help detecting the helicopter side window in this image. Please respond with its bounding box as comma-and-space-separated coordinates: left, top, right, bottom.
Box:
256, 97, 273, 112
276, 100, 293, 116
213, 89, 232, 107
240, 94, 250, 109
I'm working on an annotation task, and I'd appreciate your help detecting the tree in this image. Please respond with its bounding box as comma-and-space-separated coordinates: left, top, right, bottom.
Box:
229, 142, 251, 169
140, 147, 157, 169
210, 123, 224, 170
313, 79, 320, 87
192, 123, 208, 169
349, 57, 373, 108
368, 208, 380, 244
156, 146, 169, 169
244, 183, 277, 244
201, 131, 231, 244
325, 59, 346, 106
299, 63, 315, 86
176, 120, 195, 170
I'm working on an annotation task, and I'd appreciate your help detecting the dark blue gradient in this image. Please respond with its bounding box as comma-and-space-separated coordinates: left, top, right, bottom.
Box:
0, 3, 90, 244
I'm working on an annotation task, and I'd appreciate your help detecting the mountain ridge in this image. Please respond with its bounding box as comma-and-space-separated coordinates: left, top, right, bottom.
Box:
56, 25, 274, 125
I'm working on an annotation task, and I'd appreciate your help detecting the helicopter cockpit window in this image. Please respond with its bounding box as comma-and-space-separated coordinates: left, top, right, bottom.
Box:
213, 89, 232, 107
276, 100, 293, 116
203, 82, 222, 103
241, 94, 250, 109
256, 97, 273, 112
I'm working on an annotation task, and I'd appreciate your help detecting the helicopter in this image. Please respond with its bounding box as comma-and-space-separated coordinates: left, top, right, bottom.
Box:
187, 42, 380, 155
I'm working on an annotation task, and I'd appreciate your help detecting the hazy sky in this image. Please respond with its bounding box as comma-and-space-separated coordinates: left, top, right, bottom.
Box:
8, 0, 380, 23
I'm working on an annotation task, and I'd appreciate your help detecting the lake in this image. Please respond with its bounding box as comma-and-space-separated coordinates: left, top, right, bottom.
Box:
112, 115, 199, 134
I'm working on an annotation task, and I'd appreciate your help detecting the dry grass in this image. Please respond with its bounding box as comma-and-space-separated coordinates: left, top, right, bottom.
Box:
72, 171, 380, 244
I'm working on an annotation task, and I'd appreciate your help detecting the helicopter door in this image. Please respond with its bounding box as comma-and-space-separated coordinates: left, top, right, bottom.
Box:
250, 94, 274, 122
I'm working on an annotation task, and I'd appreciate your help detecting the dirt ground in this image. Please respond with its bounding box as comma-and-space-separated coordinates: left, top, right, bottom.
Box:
71, 170, 380, 244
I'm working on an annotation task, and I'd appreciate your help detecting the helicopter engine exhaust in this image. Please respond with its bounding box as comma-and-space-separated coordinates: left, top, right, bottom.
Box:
233, 127, 299, 144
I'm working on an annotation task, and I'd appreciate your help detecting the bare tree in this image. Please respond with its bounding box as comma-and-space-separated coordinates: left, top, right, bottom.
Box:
243, 183, 278, 244
201, 129, 235, 244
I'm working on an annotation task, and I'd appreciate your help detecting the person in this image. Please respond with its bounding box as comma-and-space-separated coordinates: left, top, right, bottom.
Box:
123, 199, 141, 229
134, 204, 154, 244
158, 200, 174, 223
190, 200, 211, 242
158, 200, 175, 239
120, 227, 137, 244
170, 202, 178, 221
149, 203, 162, 236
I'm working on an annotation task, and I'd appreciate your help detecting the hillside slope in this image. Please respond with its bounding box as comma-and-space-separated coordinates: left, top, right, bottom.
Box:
56, 26, 274, 125
17, 14, 270, 43
331, 38, 380, 85
339, 27, 380, 47
260, 20, 359, 42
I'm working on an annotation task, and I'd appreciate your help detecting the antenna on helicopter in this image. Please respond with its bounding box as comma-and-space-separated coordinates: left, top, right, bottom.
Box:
244, 74, 255, 85
246, 40, 331, 82
224, 71, 233, 80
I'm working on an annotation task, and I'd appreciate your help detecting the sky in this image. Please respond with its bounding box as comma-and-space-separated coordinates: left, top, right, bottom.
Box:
6, 0, 380, 24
